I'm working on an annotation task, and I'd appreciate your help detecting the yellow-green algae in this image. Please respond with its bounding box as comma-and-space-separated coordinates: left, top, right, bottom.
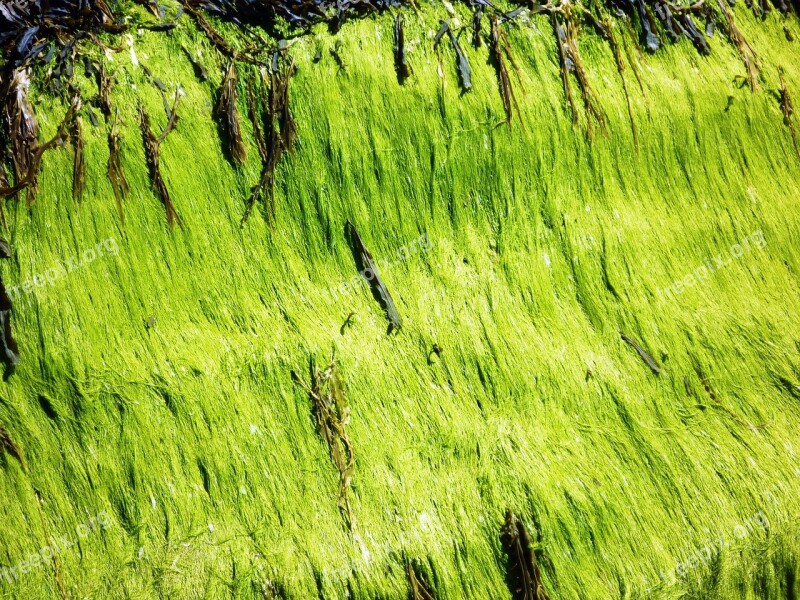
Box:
0, 3, 799, 599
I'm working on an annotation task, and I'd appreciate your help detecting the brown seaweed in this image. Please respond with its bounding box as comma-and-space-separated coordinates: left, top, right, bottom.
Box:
242, 55, 297, 225
0, 422, 25, 469
716, 0, 759, 91
107, 109, 129, 223
406, 560, 437, 600
394, 14, 411, 84
291, 355, 355, 529
182, 45, 209, 81
602, 19, 638, 147
695, 367, 769, 430
71, 115, 86, 200
346, 221, 403, 333
98, 64, 113, 117
0, 94, 80, 203
541, 4, 606, 137
620, 333, 661, 375
489, 16, 520, 125
4, 69, 39, 198
778, 66, 800, 160
138, 91, 183, 228
217, 62, 248, 165
501, 511, 552, 600
0, 269, 19, 380
447, 29, 472, 93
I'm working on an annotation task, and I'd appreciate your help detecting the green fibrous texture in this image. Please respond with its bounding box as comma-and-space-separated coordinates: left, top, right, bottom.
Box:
0, 3, 799, 599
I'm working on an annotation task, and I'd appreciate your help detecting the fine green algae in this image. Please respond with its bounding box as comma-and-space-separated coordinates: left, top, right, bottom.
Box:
0, 3, 799, 599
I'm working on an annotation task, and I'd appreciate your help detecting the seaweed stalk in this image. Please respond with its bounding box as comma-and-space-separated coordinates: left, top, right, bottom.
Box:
242, 55, 296, 225
346, 221, 403, 333
395, 14, 411, 84
778, 66, 800, 160
604, 19, 638, 147
0, 423, 25, 469
139, 91, 183, 228
717, 0, 759, 91
406, 560, 437, 600
107, 109, 129, 223
0, 95, 81, 203
501, 511, 551, 600
291, 356, 356, 530
71, 115, 86, 200
4, 69, 39, 202
620, 333, 661, 375
489, 16, 521, 126
217, 62, 248, 165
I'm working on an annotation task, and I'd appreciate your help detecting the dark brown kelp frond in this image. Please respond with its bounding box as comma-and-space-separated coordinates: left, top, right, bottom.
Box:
242, 55, 297, 225
107, 109, 129, 223
0, 271, 19, 381
4, 68, 39, 187
0, 422, 26, 470
395, 14, 411, 84
291, 355, 356, 530
346, 221, 403, 333
182, 45, 210, 82
182, 3, 243, 61
489, 16, 521, 126
778, 66, 800, 160
447, 29, 472, 93
98, 63, 114, 117
0, 94, 80, 204
217, 62, 248, 165
620, 333, 661, 375
71, 115, 86, 201
716, 0, 759, 91
406, 560, 437, 600
139, 91, 183, 228
247, 75, 268, 162
554, 6, 607, 137
501, 511, 551, 600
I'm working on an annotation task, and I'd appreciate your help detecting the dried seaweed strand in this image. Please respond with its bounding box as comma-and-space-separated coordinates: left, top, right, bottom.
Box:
71, 115, 86, 200
778, 66, 800, 161
347, 221, 403, 332
395, 14, 411, 84
695, 369, 769, 430
218, 62, 248, 165
242, 57, 296, 225
406, 561, 437, 600
620, 333, 661, 375
447, 29, 472, 92
292, 357, 356, 530
247, 75, 268, 161
0, 422, 25, 469
489, 16, 522, 126
501, 511, 551, 600
716, 0, 759, 91
138, 91, 183, 228
563, 8, 606, 137
0, 96, 81, 203
107, 109, 129, 223
4, 69, 39, 200
604, 19, 638, 147
98, 64, 113, 117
